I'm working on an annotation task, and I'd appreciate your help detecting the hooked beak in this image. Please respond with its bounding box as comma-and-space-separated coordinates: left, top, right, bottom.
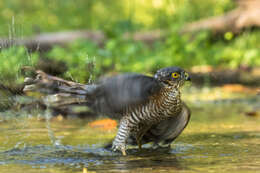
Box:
186, 76, 191, 81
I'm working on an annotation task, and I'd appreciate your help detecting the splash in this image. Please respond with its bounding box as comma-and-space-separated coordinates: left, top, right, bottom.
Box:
44, 108, 62, 146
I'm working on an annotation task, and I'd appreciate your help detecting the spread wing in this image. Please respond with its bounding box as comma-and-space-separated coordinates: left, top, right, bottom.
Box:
23, 70, 161, 118
88, 74, 162, 117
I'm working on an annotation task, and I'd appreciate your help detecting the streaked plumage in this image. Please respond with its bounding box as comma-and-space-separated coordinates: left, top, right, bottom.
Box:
23, 66, 191, 155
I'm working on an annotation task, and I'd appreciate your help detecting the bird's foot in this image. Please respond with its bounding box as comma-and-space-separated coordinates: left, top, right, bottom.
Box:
112, 141, 127, 156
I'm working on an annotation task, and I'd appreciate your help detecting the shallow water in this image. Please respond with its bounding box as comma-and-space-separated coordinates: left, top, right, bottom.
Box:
0, 88, 259, 173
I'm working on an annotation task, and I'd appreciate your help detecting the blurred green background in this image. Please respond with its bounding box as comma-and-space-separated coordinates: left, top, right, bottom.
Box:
1, 2, 260, 173
0, 0, 260, 84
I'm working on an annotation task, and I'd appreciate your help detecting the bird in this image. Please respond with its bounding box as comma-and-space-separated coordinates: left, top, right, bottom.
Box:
23, 66, 191, 155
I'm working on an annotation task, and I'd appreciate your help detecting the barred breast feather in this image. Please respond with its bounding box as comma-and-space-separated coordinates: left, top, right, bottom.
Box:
112, 85, 184, 149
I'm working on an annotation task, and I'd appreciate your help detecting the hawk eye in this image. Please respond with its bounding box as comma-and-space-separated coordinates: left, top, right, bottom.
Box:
171, 72, 180, 78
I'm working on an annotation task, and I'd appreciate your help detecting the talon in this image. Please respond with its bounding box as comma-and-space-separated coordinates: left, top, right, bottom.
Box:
122, 149, 126, 156
112, 142, 127, 155
135, 125, 151, 151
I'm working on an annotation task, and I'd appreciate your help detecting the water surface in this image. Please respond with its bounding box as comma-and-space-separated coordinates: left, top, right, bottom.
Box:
0, 87, 259, 173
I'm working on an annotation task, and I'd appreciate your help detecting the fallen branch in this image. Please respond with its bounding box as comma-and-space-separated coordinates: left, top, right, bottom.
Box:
181, 0, 260, 34
0, 30, 105, 51
0, 30, 166, 52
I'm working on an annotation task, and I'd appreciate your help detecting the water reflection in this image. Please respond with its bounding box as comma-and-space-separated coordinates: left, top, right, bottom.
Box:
0, 145, 184, 172
0, 89, 259, 172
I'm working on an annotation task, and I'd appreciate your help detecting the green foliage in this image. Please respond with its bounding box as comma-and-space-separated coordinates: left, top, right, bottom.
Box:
46, 39, 154, 83
0, 0, 234, 37
219, 31, 260, 68
1, 29, 260, 84
45, 30, 260, 83
0, 0, 130, 36
0, 46, 38, 84
0, 0, 259, 84
162, 30, 260, 69
47, 40, 99, 83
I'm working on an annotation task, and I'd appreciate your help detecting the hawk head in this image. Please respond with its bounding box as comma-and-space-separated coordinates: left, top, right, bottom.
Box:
154, 67, 191, 88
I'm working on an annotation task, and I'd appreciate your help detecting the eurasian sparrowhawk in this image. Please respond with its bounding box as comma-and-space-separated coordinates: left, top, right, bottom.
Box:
23, 66, 191, 155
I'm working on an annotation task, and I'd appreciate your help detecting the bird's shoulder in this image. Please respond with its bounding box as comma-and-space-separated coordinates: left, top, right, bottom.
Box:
100, 73, 162, 103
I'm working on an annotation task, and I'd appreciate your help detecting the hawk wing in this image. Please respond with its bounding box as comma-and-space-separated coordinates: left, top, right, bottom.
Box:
88, 74, 162, 117
23, 71, 162, 118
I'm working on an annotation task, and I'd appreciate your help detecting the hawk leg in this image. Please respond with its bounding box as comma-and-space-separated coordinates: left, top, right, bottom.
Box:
112, 117, 131, 156
135, 125, 152, 150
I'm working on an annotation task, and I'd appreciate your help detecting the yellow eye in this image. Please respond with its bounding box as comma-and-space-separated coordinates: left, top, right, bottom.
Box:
171, 72, 180, 78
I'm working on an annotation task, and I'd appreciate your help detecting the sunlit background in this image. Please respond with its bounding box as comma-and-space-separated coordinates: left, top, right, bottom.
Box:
0, 0, 259, 173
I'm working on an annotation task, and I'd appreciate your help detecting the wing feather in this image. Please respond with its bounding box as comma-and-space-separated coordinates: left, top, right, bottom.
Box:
89, 74, 162, 117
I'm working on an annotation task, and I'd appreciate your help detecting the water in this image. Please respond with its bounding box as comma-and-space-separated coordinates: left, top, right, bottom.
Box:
0, 87, 259, 173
